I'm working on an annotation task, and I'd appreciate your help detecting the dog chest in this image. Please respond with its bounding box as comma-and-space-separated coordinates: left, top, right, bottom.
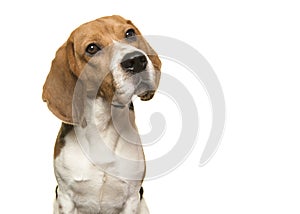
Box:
54, 130, 141, 212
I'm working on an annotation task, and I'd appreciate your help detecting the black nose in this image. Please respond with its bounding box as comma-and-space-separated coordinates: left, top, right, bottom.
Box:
120, 51, 148, 74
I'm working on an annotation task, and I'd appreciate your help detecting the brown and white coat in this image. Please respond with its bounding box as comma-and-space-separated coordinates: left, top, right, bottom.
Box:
42, 15, 161, 214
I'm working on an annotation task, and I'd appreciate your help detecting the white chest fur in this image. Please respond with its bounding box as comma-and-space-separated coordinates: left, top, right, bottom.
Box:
54, 98, 146, 213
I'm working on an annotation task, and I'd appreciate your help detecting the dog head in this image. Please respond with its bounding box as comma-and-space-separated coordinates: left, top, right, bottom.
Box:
42, 15, 161, 125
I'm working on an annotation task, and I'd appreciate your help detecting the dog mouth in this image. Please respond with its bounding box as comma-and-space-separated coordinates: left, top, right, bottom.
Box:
110, 79, 155, 108
134, 77, 156, 101
138, 90, 155, 101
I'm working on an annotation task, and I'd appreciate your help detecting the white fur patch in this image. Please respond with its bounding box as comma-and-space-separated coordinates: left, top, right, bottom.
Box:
54, 97, 147, 213
110, 42, 156, 107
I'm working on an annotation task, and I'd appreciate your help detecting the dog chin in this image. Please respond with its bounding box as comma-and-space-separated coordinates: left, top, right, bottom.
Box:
134, 81, 156, 101
138, 90, 155, 101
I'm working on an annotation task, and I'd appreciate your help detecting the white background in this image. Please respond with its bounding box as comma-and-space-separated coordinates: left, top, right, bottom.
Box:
1, 0, 300, 213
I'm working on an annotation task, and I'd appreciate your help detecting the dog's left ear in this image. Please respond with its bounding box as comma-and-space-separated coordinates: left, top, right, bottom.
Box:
42, 40, 86, 126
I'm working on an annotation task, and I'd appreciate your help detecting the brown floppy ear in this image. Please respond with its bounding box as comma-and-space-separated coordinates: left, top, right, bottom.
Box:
42, 41, 86, 126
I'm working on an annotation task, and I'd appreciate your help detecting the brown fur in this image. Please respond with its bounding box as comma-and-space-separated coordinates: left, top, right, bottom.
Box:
54, 123, 73, 159
42, 15, 161, 125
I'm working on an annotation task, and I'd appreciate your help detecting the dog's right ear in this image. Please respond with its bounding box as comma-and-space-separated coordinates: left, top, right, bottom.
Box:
42, 41, 86, 126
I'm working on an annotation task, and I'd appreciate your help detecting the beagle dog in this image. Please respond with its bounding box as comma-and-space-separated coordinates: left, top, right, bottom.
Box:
42, 15, 161, 214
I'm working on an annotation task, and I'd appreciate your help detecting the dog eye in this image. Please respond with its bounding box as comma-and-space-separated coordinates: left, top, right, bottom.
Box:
86, 43, 101, 55
125, 29, 136, 41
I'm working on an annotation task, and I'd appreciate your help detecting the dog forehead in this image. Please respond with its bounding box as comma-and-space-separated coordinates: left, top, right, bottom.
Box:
70, 16, 136, 43
96, 15, 129, 25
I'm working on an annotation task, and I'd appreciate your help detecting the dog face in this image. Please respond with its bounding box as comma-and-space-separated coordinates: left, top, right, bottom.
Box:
43, 15, 161, 125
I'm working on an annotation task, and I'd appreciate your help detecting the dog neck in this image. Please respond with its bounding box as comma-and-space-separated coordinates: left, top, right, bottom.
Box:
73, 97, 145, 181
